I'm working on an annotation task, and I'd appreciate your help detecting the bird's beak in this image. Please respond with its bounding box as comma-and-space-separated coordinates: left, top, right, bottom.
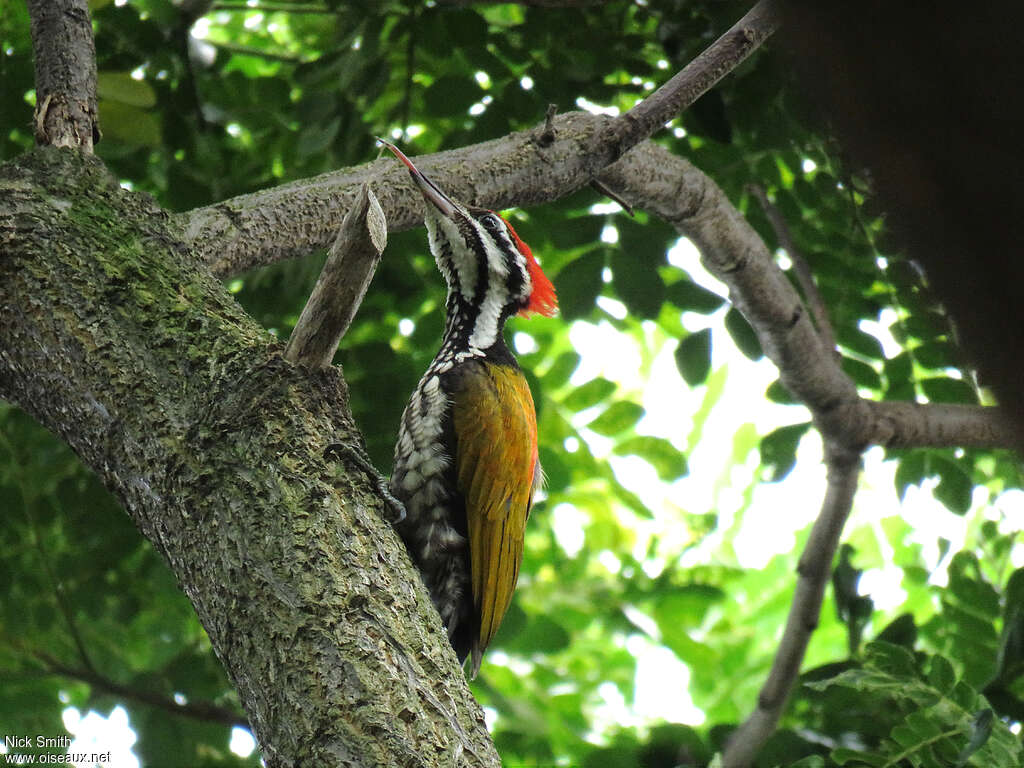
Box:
378, 138, 457, 218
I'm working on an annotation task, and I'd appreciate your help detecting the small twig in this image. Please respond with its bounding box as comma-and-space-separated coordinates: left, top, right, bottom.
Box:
211, 1, 333, 12
284, 184, 387, 368
26, 0, 100, 150
435, 0, 610, 5
537, 103, 558, 147
399, 2, 417, 137
722, 446, 860, 768
748, 184, 836, 351
32, 650, 250, 729
205, 40, 310, 63
589, 179, 634, 216
176, 1, 215, 132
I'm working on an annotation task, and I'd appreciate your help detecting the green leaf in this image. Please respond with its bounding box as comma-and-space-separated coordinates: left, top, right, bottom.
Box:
837, 326, 886, 360
562, 377, 616, 411
831, 747, 886, 766
841, 356, 882, 389
933, 459, 973, 514
611, 247, 665, 319
554, 250, 605, 321
96, 71, 157, 107
864, 641, 918, 678
765, 379, 798, 403
997, 568, 1024, 680
613, 436, 688, 480
538, 446, 570, 493
921, 377, 978, 404
875, 614, 917, 649
516, 615, 571, 653
724, 307, 763, 360
894, 451, 926, 499
760, 422, 811, 481
422, 74, 483, 117
788, 758, 827, 768
548, 215, 604, 250
914, 339, 957, 369
955, 709, 994, 767
97, 101, 161, 146
926, 654, 956, 694
542, 351, 580, 389
652, 586, 724, 628
665, 279, 726, 314
674, 329, 712, 386
884, 351, 912, 382
586, 401, 644, 436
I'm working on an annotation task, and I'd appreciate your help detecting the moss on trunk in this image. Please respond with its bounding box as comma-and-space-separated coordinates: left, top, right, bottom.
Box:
0, 147, 497, 768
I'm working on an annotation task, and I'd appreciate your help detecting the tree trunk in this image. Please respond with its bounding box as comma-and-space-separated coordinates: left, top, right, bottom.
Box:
0, 147, 498, 768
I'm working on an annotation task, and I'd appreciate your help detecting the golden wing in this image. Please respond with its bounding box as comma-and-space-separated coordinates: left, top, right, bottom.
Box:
450, 360, 539, 675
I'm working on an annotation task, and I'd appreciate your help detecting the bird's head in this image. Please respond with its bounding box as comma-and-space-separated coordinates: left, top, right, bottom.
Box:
380, 139, 557, 327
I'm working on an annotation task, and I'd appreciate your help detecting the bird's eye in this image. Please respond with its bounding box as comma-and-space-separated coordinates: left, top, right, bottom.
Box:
481, 214, 502, 232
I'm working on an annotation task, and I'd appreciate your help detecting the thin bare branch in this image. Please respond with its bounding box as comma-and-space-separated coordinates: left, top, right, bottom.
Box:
748, 183, 836, 351
26, 0, 99, 151
284, 185, 387, 368
722, 448, 861, 768
33, 650, 250, 729
598, 140, 1019, 765
602, 0, 781, 163
204, 40, 310, 63
435, 0, 610, 6
589, 179, 634, 216
211, 1, 333, 11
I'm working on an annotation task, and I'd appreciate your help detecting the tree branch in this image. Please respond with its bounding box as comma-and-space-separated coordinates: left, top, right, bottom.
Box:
211, 1, 334, 12
602, 0, 781, 164
182, 120, 1019, 451
856, 401, 1018, 450
26, 0, 99, 151
748, 183, 836, 351
597, 140, 1019, 765
204, 40, 311, 63
284, 184, 387, 368
722, 447, 861, 768
180, 0, 783, 276
32, 651, 250, 729
435, 0, 611, 6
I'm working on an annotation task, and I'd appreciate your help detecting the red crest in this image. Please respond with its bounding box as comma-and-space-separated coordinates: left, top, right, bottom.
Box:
499, 215, 558, 318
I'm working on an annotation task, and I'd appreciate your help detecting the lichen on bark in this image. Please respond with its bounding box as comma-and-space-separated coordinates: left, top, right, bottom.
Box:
0, 147, 498, 768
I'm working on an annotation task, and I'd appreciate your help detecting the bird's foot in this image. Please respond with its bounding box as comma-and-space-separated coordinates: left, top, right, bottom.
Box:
324, 442, 407, 524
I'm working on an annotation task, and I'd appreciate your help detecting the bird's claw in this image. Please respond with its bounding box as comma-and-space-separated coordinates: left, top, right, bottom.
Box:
324, 441, 407, 524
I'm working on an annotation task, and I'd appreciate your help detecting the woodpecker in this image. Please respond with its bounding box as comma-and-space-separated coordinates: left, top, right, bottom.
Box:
381, 140, 557, 677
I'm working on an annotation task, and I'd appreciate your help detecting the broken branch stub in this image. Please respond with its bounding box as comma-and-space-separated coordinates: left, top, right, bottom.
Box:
284, 184, 387, 368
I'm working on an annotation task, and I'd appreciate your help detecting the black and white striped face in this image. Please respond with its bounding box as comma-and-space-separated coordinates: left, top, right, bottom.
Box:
380, 139, 545, 352
423, 203, 533, 347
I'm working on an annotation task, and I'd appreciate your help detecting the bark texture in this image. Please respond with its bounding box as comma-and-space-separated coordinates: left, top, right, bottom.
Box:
0, 148, 498, 768
27, 0, 99, 151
